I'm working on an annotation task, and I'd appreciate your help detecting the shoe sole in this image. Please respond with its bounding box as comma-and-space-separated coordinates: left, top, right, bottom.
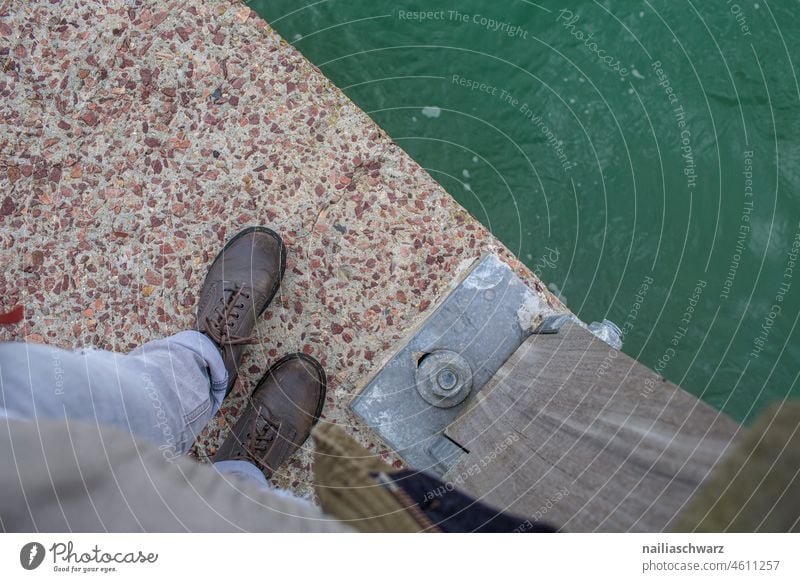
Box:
256, 352, 328, 424
203, 226, 288, 392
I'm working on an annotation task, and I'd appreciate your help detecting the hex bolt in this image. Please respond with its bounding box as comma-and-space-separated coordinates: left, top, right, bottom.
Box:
415, 350, 473, 408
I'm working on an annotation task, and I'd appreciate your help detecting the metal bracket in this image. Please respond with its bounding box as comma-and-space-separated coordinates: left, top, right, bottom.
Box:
350, 254, 551, 475
533, 313, 580, 334
534, 314, 624, 351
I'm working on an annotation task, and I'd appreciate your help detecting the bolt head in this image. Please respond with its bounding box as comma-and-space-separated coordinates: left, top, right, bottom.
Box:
415, 350, 473, 408
436, 368, 458, 391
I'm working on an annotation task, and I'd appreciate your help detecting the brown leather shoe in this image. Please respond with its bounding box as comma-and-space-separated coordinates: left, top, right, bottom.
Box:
214, 353, 327, 478
196, 226, 286, 395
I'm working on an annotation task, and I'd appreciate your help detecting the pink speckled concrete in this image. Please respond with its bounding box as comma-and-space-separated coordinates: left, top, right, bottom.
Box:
0, 0, 558, 499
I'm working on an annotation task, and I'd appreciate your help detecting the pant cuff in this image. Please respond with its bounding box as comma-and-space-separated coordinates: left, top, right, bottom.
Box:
214, 459, 269, 489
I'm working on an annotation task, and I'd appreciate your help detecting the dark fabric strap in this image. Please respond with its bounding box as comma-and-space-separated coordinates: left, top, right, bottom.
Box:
374, 469, 557, 533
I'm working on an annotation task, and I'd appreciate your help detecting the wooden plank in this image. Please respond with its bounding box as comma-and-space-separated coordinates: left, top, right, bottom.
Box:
443, 321, 741, 532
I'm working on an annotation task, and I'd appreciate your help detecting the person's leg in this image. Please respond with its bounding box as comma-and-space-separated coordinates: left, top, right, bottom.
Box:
214, 460, 318, 502
0, 338, 313, 502
0, 330, 226, 456
0, 225, 287, 459
213, 352, 327, 497
214, 460, 270, 488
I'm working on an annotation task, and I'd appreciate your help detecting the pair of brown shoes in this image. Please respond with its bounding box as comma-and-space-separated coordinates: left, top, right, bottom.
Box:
195, 227, 325, 479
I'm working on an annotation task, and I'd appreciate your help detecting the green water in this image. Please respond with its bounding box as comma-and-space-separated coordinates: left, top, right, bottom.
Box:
248, 0, 800, 423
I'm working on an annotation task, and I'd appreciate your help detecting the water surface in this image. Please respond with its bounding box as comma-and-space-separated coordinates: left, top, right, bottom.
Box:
249, 0, 800, 423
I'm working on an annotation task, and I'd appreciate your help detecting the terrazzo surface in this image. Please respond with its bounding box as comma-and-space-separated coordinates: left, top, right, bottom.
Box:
0, 0, 560, 499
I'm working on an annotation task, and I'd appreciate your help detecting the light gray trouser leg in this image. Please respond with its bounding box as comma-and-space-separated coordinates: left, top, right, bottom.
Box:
0, 331, 228, 456
0, 332, 276, 493
214, 459, 270, 489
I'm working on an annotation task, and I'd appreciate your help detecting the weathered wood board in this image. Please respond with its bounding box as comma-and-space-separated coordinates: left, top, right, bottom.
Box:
443, 321, 741, 532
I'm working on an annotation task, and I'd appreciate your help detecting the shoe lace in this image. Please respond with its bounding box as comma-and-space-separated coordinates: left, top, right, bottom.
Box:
250, 408, 282, 453
244, 405, 282, 471
204, 285, 259, 345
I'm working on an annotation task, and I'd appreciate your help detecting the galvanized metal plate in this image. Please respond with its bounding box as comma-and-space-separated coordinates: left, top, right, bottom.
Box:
350, 254, 551, 475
